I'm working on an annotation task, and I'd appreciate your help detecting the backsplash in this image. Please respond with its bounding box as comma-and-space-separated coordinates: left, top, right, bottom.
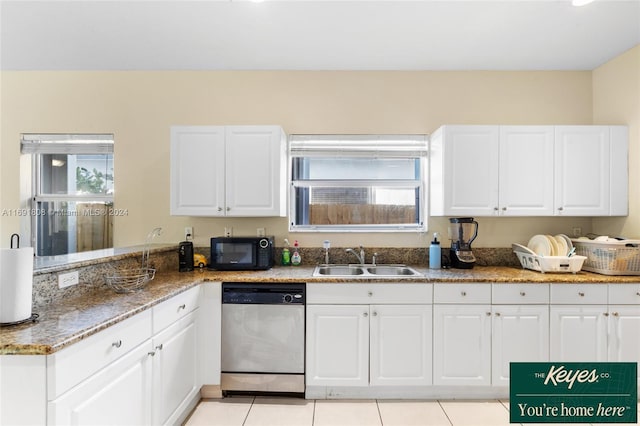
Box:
32, 246, 177, 308
30, 245, 519, 308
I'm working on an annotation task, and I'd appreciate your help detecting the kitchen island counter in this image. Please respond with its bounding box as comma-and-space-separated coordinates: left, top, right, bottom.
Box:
1, 266, 638, 355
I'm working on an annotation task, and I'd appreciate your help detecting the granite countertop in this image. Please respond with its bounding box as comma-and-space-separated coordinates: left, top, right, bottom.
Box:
2, 266, 639, 356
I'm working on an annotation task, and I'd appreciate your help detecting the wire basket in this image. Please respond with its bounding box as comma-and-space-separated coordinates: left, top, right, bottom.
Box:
107, 227, 162, 293
572, 238, 640, 275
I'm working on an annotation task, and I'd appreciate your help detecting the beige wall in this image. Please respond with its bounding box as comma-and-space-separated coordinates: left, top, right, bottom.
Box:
0, 68, 611, 249
592, 45, 640, 239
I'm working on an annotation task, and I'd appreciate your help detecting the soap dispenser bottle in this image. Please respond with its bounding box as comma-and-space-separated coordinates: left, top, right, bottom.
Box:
291, 240, 302, 266
429, 233, 441, 269
282, 239, 291, 266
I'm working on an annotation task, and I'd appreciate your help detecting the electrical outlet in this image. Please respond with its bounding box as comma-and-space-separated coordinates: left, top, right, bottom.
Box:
257, 227, 266, 237
58, 271, 79, 289
572, 227, 582, 237
224, 227, 232, 237
184, 226, 193, 241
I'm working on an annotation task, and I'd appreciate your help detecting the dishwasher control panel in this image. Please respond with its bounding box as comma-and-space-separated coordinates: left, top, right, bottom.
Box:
222, 282, 305, 304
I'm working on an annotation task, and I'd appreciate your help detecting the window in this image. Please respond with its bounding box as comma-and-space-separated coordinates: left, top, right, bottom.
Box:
21, 134, 114, 256
289, 135, 427, 232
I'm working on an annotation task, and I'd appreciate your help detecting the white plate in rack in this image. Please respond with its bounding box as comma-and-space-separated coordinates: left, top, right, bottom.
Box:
553, 234, 569, 256
528, 234, 552, 256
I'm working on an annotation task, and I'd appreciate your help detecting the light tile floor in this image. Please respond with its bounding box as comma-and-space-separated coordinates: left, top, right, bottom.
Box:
184, 397, 640, 426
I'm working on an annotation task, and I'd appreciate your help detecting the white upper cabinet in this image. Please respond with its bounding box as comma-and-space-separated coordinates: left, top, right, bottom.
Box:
555, 125, 628, 216
499, 126, 555, 216
430, 125, 499, 216
430, 125, 628, 217
170, 125, 287, 217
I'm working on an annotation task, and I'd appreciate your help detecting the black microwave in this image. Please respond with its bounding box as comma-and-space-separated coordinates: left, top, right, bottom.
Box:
209, 236, 275, 271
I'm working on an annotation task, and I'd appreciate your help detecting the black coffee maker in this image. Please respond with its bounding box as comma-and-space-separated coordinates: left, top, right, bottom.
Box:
179, 241, 194, 272
448, 217, 479, 269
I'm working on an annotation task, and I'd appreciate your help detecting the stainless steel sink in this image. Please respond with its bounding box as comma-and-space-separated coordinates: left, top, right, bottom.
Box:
366, 266, 418, 276
315, 265, 364, 276
312, 264, 421, 278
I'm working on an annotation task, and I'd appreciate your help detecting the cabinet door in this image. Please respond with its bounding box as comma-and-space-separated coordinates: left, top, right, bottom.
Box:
555, 126, 610, 216
225, 126, 286, 216
433, 304, 492, 386
48, 341, 153, 426
170, 126, 226, 216
152, 311, 199, 426
499, 126, 554, 216
306, 305, 369, 387
608, 305, 640, 384
431, 125, 499, 216
491, 305, 549, 386
549, 305, 608, 361
370, 305, 432, 386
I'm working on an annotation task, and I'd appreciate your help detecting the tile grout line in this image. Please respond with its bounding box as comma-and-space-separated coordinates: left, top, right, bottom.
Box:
312, 399, 316, 426
375, 399, 384, 426
437, 400, 454, 426
241, 396, 256, 426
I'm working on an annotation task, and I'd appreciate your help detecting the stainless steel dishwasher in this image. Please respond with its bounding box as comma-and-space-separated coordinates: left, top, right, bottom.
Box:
221, 282, 305, 394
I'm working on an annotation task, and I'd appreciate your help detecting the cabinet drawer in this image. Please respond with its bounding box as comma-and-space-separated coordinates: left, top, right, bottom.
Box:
492, 283, 549, 304
550, 284, 607, 304
47, 309, 152, 399
434, 283, 491, 304
306, 283, 432, 304
153, 286, 200, 334
608, 284, 640, 305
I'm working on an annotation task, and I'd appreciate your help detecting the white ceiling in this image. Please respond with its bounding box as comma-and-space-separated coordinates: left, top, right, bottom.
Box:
1, 0, 639, 71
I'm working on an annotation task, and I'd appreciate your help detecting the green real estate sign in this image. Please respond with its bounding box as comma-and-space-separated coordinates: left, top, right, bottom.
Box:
510, 362, 637, 423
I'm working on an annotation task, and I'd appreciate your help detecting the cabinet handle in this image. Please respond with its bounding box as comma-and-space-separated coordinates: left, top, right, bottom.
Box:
493, 207, 499, 211
372, 311, 378, 317
155, 344, 164, 351
217, 207, 223, 212
486, 312, 491, 316
612, 312, 619, 317
578, 292, 585, 297
363, 312, 368, 317
603, 312, 609, 317
178, 304, 186, 310
494, 312, 501, 316
112, 340, 122, 348
148, 351, 156, 357
226, 207, 231, 211
368, 291, 373, 297
520, 291, 526, 296
502, 207, 507, 211
558, 207, 564, 211
636, 292, 640, 297
460, 291, 466, 296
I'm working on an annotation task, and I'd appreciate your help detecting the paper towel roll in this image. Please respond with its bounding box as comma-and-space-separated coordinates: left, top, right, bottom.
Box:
0, 247, 34, 323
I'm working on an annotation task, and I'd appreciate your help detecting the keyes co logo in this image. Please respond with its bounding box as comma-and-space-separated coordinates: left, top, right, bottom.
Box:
510, 362, 637, 423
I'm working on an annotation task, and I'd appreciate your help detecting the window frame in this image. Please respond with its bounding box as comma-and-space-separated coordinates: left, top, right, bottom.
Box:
288, 134, 428, 233
21, 134, 114, 256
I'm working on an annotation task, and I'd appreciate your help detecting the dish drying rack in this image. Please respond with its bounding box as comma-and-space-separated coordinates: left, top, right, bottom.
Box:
106, 227, 162, 293
512, 244, 586, 274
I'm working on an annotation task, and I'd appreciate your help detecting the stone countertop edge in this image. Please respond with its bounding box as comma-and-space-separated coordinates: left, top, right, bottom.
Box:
2, 266, 639, 356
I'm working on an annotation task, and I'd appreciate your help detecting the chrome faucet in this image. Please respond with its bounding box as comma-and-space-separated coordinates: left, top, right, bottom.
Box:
346, 245, 365, 264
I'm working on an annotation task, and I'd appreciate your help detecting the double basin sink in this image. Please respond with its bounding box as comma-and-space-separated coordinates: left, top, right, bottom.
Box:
312, 264, 422, 278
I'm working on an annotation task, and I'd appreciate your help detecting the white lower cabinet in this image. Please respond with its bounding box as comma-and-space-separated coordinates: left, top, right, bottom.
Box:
306, 284, 433, 391
48, 341, 153, 425
550, 284, 609, 361
39, 286, 205, 426
151, 311, 199, 426
433, 283, 550, 387
550, 304, 608, 361
306, 304, 369, 387
433, 304, 492, 386
491, 304, 549, 385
